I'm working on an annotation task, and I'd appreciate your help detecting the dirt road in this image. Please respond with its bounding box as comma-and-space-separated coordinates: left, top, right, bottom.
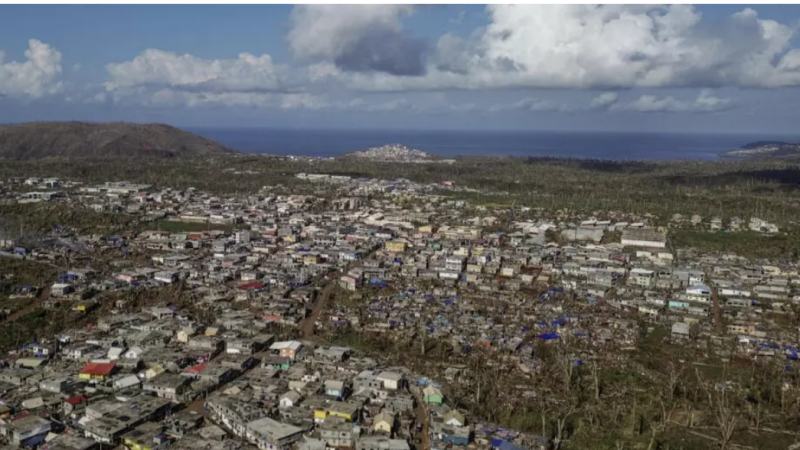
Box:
2, 286, 49, 324
297, 251, 375, 341
411, 387, 431, 450
300, 280, 335, 341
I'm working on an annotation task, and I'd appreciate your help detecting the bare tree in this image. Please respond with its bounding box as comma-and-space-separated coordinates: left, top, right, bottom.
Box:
707, 388, 741, 450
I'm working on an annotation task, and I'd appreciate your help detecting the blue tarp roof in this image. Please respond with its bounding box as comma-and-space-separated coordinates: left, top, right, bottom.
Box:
493, 440, 525, 450
21, 433, 47, 447
538, 333, 560, 340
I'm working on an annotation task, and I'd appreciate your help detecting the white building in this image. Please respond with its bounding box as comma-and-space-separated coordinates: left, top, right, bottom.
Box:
621, 228, 667, 248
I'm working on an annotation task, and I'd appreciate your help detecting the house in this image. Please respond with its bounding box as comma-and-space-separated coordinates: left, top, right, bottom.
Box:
227, 339, 260, 355
443, 410, 465, 427
264, 356, 292, 371
114, 374, 142, 390
51, 283, 75, 297
438, 425, 471, 446
686, 285, 711, 303
270, 341, 302, 360
314, 401, 360, 423
376, 371, 404, 390
621, 228, 667, 248
154, 271, 179, 284
279, 390, 302, 408
187, 336, 225, 361
314, 346, 352, 362
0, 415, 51, 446
79, 362, 117, 381
385, 241, 406, 252
319, 417, 356, 448
143, 373, 191, 401
354, 370, 383, 392
373, 411, 395, 434
124, 346, 146, 360
671, 322, 691, 340
44, 433, 98, 450
355, 437, 410, 450
121, 422, 169, 450
423, 386, 443, 405
166, 410, 204, 438
325, 380, 346, 398
245, 417, 305, 450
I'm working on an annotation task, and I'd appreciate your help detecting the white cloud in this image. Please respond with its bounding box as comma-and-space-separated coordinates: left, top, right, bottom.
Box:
287, 5, 426, 76
487, 89, 731, 115
0, 39, 63, 98
589, 92, 619, 110
102, 48, 319, 110
280, 93, 329, 110
490, 97, 571, 113
364, 98, 419, 113
105, 49, 289, 93
612, 89, 732, 113
102, 85, 275, 109
316, 5, 800, 91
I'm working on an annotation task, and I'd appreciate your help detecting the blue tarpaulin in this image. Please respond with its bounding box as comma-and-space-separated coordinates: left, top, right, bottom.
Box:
493, 440, 525, 450
538, 333, 560, 340
21, 434, 47, 447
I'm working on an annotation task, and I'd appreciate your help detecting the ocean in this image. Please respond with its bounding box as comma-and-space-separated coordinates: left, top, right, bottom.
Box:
187, 128, 800, 161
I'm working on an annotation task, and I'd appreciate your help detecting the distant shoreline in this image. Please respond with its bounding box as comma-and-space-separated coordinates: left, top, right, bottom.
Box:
189, 127, 800, 161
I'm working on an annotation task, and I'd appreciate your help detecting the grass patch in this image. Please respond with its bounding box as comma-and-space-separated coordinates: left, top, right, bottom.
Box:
152, 220, 234, 233
671, 230, 800, 260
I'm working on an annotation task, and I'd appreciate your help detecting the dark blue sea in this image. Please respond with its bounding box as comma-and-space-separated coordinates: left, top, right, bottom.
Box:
188, 128, 800, 161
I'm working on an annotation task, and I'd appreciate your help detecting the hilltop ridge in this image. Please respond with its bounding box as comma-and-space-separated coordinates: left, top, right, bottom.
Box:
0, 121, 235, 160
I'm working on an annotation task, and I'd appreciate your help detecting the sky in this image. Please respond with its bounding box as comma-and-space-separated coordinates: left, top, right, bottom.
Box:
2, 4, 800, 133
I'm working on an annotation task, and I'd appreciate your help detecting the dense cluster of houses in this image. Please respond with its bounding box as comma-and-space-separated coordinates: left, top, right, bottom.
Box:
0, 173, 799, 450
0, 309, 542, 450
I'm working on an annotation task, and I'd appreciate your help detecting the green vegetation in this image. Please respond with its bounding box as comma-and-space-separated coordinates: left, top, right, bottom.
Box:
152, 220, 234, 233
672, 229, 800, 260
0, 202, 136, 236
3, 155, 800, 227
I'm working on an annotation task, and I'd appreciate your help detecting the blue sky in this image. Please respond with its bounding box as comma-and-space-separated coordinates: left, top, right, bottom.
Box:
2, 4, 800, 133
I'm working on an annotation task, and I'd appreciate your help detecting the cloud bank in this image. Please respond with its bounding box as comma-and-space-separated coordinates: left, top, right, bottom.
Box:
0, 39, 63, 98
8, 4, 800, 118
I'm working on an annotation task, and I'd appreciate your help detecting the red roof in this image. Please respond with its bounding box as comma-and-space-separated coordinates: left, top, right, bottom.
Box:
65, 394, 88, 406
238, 282, 265, 290
80, 362, 116, 376
184, 363, 207, 374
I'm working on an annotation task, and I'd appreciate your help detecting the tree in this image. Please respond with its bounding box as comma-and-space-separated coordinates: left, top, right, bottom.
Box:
707, 387, 741, 450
